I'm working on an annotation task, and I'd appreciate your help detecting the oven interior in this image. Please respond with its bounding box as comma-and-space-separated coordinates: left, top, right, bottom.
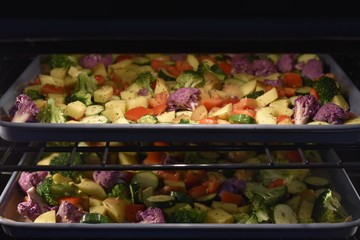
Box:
1, 15, 360, 240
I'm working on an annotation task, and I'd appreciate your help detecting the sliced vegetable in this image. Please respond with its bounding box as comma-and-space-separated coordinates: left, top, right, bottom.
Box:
145, 195, 176, 208
80, 213, 109, 223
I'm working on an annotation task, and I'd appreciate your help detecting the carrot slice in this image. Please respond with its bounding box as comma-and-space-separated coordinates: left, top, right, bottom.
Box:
125, 107, 153, 121
283, 72, 303, 88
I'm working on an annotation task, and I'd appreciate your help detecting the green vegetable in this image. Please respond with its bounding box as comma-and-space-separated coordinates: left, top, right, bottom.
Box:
108, 183, 130, 200
179, 119, 190, 124
25, 90, 45, 101
175, 70, 204, 89
228, 114, 256, 124
145, 195, 176, 208
170, 191, 194, 205
135, 72, 156, 94
233, 213, 251, 223
304, 176, 330, 190
246, 90, 265, 99
158, 69, 176, 81
66, 91, 92, 106
210, 64, 226, 81
80, 213, 109, 223
312, 189, 342, 223
48, 54, 77, 69
74, 72, 98, 94
166, 205, 206, 223
313, 76, 339, 105
37, 98, 67, 123
49, 152, 84, 181
137, 115, 158, 124
131, 171, 159, 190
36, 177, 78, 206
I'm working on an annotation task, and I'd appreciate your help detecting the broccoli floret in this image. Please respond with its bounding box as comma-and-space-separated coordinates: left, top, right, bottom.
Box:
135, 72, 156, 95
36, 177, 78, 206
233, 213, 251, 223
10, 94, 39, 123
137, 114, 158, 124
25, 89, 45, 101
167, 205, 206, 223
313, 102, 348, 124
292, 94, 320, 124
313, 76, 339, 105
49, 54, 77, 69
244, 182, 288, 223
312, 189, 342, 223
179, 119, 190, 124
136, 207, 165, 223
175, 70, 204, 89
37, 98, 67, 123
66, 91, 92, 106
49, 152, 84, 181
167, 87, 200, 111
108, 183, 129, 200
74, 72, 98, 94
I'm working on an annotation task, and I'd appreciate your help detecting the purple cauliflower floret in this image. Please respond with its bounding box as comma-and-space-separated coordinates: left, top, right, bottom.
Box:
79, 54, 113, 69
251, 59, 277, 76
313, 103, 348, 124
17, 187, 51, 221
56, 201, 85, 223
10, 94, 39, 123
277, 54, 297, 73
292, 95, 321, 124
263, 77, 284, 87
230, 55, 253, 74
218, 178, 246, 197
136, 207, 165, 223
167, 87, 200, 111
93, 171, 121, 190
301, 59, 323, 80
18, 171, 48, 193
138, 88, 149, 96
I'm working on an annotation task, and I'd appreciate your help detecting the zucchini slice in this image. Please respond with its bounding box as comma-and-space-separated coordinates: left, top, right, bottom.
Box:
304, 176, 330, 190
145, 195, 176, 208
287, 179, 307, 195
273, 204, 298, 224
131, 171, 159, 190
80, 213, 109, 223
158, 69, 176, 81
228, 114, 256, 124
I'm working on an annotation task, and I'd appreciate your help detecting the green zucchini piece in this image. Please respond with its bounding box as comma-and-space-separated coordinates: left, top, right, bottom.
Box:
245, 90, 265, 99
170, 191, 194, 205
145, 195, 176, 208
131, 171, 159, 190
228, 114, 256, 124
130, 182, 141, 204
287, 179, 307, 195
158, 69, 176, 81
304, 176, 330, 190
80, 213, 109, 223
133, 56, 150, 66
273, 204, 298, 224
295, 86, 313, 95
196, 193, 217, 205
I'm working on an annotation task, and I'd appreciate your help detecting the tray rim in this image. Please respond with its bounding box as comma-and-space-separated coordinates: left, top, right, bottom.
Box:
1, 54, 360, 142
1, 150, 360, 239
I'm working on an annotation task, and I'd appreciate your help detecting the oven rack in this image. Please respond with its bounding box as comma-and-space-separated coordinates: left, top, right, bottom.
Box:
1, 141, 360, 172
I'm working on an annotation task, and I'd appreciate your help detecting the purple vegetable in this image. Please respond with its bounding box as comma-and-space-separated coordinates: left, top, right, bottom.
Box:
230, 55, 253, 74
17, 187, 51, 221
251, 59, 277, 76
93, 171, 121, 190
170, 54, 187, 61
10, 94, 39, 123
167, 87, 200, 111
263, 77, 284, 87
56, 201, 85, 223
79, 54, 113, 69
18, 171, 48, 193
136, 207, 165, 223
218, 178, 246, 197
277, 54, 297, 73
313, 103, 348, 124
301, 59, 323, 80
292, 95, 320, 124
138, 88, 149, 96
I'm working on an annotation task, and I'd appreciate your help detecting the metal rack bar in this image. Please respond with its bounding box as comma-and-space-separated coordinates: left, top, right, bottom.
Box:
1, 141, 360, 172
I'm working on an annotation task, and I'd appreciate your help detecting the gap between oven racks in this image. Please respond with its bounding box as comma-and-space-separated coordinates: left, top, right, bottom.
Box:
1, 141, 360, 172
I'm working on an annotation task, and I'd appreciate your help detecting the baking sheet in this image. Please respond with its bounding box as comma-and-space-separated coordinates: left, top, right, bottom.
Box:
1, 150, 360, 239
1, 54, 360, 143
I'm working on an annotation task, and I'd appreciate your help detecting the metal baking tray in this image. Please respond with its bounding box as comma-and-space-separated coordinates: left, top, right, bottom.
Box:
1, 150, 360, 239
1, 54, 360, 143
